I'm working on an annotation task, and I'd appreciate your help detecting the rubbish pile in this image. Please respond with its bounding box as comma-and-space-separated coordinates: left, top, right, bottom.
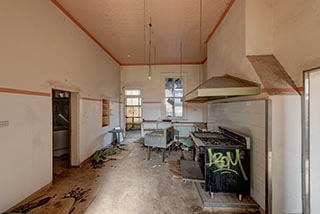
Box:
91, 148, 121, 168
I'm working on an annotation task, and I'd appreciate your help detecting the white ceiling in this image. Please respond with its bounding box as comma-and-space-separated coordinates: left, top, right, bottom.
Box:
53, 0, 232, 65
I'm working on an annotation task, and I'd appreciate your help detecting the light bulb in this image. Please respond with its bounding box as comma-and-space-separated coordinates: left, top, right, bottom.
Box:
148, 75, 152, 80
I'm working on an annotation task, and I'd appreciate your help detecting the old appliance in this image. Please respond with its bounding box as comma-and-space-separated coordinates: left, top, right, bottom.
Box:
144, 126, 175, 162
190, 127, 251, 197
182, 74, 261, 102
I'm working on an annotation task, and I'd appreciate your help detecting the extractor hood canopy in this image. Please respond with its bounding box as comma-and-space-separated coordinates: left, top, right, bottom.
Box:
183, 74, 261, 102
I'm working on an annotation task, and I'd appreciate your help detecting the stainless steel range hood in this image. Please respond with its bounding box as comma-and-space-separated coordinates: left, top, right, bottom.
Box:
183, 74, 261, 102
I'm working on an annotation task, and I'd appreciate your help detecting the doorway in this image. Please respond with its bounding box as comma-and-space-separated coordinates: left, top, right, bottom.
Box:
302, 67, 320, 214
125, 89, 142, 131
52, 89, 71, 179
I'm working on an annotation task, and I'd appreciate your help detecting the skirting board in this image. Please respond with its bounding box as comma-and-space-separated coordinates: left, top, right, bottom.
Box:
7, 182, 52, 212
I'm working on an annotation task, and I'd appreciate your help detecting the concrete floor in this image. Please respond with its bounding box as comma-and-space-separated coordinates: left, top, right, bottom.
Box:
85, 134, 202, 214
11, 131, 257, 214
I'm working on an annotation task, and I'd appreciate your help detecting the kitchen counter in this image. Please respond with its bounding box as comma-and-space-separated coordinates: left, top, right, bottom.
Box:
141, 120, 207, 137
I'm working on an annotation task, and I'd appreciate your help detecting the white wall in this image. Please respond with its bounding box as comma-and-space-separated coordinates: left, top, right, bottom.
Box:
310, 71, 320, 213
271, 95, 302, 213
207, 100, 266, 210
0, 0, 120, 211
206, 0, 261, 84
120, 65, 206, 123
0, 93, 52, 212
273, 0, 320, 86
80, 100, 120, 162
245, 0, 273, 55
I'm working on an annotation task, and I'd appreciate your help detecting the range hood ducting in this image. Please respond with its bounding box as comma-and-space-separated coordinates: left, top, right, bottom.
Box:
183, 74, 261, 102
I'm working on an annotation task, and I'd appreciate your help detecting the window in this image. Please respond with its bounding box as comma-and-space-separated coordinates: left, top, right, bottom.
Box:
125, 89, 141, 96
125, 89, 142, 131
165, 77, 183, 118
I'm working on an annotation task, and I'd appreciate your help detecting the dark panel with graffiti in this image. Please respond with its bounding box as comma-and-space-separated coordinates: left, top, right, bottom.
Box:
205, 148, 250, 194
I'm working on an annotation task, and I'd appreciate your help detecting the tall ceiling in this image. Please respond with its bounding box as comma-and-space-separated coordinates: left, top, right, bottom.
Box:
53, 0, 232, 65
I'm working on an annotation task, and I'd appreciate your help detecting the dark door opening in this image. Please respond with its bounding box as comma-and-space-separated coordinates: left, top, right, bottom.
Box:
52, 89, 71, 179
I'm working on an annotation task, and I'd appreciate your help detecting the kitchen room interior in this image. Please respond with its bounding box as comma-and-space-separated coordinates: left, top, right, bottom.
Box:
0, 0, 319, 214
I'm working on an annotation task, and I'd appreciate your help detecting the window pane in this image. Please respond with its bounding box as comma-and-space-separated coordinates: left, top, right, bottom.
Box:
175, 88, 183, 97
165, 89, 175, 97
126, 98, 141, 106
126, 118, 133, 123
125, 89, 141, 96
133, 118, 142, 123
165, 98, 174, 117
165, 78, 174, 97
166, 78, 174, 90
174, 78, 183, 90
174, 98, 183, 117
126, 107, 141, 117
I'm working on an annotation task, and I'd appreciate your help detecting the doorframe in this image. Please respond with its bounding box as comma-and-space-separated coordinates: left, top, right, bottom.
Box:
70, 92, 80, 166
302, 66, 320, 214
124, 89, 142, 131
51, 88, 80, 171
265, 100, 273, 214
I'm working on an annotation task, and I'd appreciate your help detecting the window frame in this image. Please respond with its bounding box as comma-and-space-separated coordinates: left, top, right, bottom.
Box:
161, 73, 187, 120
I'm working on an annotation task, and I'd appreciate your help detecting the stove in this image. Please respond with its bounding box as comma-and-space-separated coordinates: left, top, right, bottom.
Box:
191, 127, 251, 195
191, 127, 250, 149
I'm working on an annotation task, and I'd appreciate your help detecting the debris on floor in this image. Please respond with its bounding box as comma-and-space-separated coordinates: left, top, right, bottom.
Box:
11, 196, 52, 213
64, 187, 90, 202
27, 198, 75, 214
106, 150, 129, 160
152, 164, 162, 169
166, 160, 182, 179
91, 148, 122, 168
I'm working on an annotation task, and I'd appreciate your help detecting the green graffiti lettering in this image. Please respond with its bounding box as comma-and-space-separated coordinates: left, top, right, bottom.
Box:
207, 149, 248, 181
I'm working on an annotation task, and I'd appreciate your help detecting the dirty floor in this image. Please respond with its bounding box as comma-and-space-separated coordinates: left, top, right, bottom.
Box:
11, 131, 258, 214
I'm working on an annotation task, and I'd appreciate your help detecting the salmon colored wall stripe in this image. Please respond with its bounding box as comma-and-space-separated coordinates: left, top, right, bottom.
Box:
297, 87, 304, 92
121, 61, 203, 66
81, 97, 102, 102
0, 87, 51, 97
201, 57, 208, 64
142, 102, 161, 104
262, 87, 304, 93
51, 0, 121, 65
205, 0, 236, 43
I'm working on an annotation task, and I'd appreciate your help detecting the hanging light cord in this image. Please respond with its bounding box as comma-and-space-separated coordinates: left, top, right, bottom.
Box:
199, 0, 202, 59
199, 0, 203, 83
154, 46, 156, 70
180, 42, 182, 80
148, 17, 152, 79
144, 0, 146, 63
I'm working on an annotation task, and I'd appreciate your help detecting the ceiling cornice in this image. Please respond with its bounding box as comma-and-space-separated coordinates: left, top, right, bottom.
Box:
205, 0, 235, 43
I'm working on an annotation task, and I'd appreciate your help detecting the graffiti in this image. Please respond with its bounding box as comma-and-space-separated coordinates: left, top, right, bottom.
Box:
207, 149, 248, 181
